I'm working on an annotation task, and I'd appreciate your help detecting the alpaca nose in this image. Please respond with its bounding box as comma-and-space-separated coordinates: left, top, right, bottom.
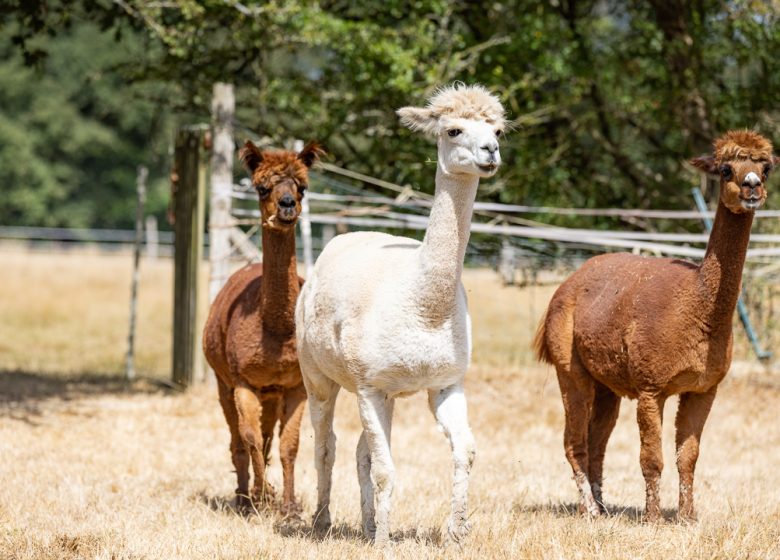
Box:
279, 194, 296, 208
743, 171, 761, 188
481, 141, 498, 155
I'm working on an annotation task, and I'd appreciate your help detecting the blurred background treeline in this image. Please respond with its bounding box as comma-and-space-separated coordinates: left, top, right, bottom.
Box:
1, 0, 778, 231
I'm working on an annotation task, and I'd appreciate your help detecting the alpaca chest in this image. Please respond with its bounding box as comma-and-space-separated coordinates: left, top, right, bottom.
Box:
355, 313, 472, 395
228, 332, 302, 388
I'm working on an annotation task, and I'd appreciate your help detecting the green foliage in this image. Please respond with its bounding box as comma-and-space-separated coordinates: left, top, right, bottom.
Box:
2, 0, 779, 231
0, 20, 173, 228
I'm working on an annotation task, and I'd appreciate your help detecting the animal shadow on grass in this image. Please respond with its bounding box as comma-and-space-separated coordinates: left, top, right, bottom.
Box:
0, 369, 173, 425
514, 501, 678, 523
277, 519, 443, 545
197, 491, 295, 526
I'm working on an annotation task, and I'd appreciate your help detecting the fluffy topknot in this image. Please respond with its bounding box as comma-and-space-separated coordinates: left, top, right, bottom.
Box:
714, 130, 774, 164
425, 83, 506, 128
397, 82, 506, 136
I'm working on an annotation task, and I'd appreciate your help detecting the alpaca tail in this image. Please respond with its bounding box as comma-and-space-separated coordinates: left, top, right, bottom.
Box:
533, 308, 554, 365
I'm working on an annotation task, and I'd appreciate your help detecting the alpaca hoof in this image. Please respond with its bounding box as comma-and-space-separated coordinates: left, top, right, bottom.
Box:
251, 482, 276, 507
275, 511, 306, 536
677, 509, 697, 524
362, 519, 377, 541
577, 501, 602, 518
445, 518, 471, 545
235, 493, 253, 513
641, 510, 664, 524
312, 512, 331, 536
373, 529, 391, 547
280, 498, 303, 517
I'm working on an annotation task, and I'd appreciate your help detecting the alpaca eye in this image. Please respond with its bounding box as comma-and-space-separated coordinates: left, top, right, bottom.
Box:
764, 164, 772, 178
720, 165, 732, 180
495, 129, 502, 137
299, 184, 308, 195
447, 129, 462, 137
256, 185, 271, 198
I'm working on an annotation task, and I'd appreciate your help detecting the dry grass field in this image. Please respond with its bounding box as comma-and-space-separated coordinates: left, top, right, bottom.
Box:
2, 246, 780, 559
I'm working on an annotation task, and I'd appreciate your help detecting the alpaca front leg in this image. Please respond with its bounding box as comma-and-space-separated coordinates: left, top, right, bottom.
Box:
675, 388, 717, 522
429, 384, 476, 544
356, 431, 375, 538
278, 384, 307, 517
217, 378, 250, 509
306, 379, 340, 534
357, 387, 395, 545
637, 392, 666, 522
234, 384, 275, 505
356, 399, 394, 540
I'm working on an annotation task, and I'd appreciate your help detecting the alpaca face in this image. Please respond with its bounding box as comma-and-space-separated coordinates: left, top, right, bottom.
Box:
718, 158, 772, 213
690, 130, 777, 214
437, 116, 502, 177
396, 83, 507, 178
239, 141, 325, 230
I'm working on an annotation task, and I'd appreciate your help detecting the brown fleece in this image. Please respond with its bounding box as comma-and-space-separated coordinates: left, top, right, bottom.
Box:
534, 130, 776, 522
202, 141, 323, 514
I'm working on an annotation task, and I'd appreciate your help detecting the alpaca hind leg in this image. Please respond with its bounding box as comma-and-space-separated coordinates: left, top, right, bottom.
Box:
675, 388, 716, 522
278, 383, 307, 516
587, 382, 621, 512
428, 383, 476, 544
217, 378, 251, 509
260, 394, 282, 466
305, 376, 340, 533
356, 387, 395, 545
356, 398, 394, 540
637, 392, 666, 522
555, 358, 599, 516
234, 383, 274, 505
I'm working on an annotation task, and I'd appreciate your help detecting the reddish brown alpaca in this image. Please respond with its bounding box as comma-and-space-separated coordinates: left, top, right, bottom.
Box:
203, 140, 323, 514
535, 130, 777, 522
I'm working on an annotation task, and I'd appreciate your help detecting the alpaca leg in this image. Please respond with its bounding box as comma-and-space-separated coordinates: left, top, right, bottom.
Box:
278, 383, 307, 515
217, 378, 251, 508
356, 387, 394, 545
555, 361, 599, 516
260, 394, 282, 466
675, 388, 716, 522
356, 398, 395, 540
637, 392, 666, 522
587, 382, 621, 512
428, 383, 476, 544
306, 377, 340, 533
234, 383, 274, 505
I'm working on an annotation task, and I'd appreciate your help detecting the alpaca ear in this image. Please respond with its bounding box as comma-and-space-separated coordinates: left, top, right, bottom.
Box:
298, 141, 326, 168
397, 107, 439, 136
239, 140, 263, 173
689, 155, 719, 176
773, 155, 780, 167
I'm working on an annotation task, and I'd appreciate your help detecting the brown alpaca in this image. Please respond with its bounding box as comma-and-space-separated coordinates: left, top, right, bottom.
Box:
202, 140, 324, 514
535, 130, 777, 522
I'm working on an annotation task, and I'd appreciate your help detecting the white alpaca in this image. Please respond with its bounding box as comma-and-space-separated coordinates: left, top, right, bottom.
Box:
295, 83, 506, 545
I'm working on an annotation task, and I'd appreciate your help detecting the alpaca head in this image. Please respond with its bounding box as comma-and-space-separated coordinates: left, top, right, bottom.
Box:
397, 83, 506, 178
691, 130, 778, 214
239, 141, 325, 231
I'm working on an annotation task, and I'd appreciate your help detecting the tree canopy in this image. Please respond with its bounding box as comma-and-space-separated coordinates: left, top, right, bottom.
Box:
1, 0, 778, 230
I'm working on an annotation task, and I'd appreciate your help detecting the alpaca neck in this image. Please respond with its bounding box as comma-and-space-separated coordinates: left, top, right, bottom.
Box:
260, 225, 299, 335
697, 200, 753, 328
415, 164, 479, 322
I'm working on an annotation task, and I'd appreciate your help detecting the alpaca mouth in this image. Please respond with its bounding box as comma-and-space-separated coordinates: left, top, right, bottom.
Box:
741, 199, 763, 211
276, 215, 298, 225
478, 163, 498, 173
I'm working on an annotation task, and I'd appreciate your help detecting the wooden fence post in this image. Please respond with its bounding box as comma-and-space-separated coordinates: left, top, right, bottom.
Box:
172, 125, 207, 387
209, 82, 235, 303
